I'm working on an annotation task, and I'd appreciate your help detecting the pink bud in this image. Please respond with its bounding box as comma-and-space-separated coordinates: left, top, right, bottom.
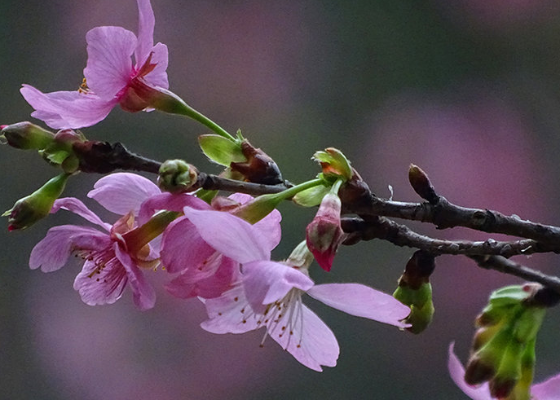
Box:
306, 192, 344, 271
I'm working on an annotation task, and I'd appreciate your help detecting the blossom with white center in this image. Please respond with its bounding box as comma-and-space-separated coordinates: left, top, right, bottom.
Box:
178, 207, 410, 371
20, 0, 169, 129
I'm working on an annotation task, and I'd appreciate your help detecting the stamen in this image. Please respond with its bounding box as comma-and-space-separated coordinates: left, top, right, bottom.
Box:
78, 78, 90, 94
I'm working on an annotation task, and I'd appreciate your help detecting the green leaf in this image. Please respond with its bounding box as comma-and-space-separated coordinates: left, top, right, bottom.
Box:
292, 184, 330, 207
198, 134, 246, 166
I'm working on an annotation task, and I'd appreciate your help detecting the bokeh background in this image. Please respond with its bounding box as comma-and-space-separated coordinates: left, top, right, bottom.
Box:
2, 0, 560, 399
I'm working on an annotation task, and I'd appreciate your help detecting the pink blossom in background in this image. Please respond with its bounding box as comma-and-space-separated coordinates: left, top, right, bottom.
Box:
361, 87, 553, 310
27, 275, 286, 400
20, 0, 169, 129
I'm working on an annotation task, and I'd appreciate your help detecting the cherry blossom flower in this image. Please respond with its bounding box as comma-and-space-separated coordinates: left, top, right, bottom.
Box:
176, 207, 410, 371
29, 173, 165, 310
448, 343, 560, 399
20, 0, 169, 129
161, 193, 281, 300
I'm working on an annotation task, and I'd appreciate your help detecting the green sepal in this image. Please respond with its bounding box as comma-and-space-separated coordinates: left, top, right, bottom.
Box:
42, 149, 71, 166
198, 134, 246, 166
292, 184, 330, 207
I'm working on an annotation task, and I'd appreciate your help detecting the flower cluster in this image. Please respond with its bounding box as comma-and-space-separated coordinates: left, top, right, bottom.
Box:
28, 171, 410, 370
3, 0, 560, 396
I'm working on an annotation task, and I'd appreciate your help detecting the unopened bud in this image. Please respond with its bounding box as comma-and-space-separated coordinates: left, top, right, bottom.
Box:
393, 251, 437, 334
313, 147, 353, 181
1, 122, 55, 150
230, 140, 283, 185
306, 191, 344, 272
3, 173, 70, 230
464, 356, 496, 385
408, 164, 438, 204
158, 159, 198, 193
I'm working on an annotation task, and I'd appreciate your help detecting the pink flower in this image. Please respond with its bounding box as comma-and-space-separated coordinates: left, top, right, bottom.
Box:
161, 193, 281, 300
448, 343, 560, 399
20, 0, 169, 129
178, 207, 410, 371
29, 173, 164, 310
305, 191, 344, 272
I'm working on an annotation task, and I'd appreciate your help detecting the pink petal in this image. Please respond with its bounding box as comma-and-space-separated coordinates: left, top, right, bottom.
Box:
30, 225, 110, 272
448, 343, 492, 400
242, 261, 314, 311
88, 172, 160, 216
307, 283, 411, 328
134, 0, 155, 67
254, 207, 282, 252
73, 250, 128, 306
52, 197, 111, 231
138, 192, 210, 225
532, 374, 560, 399
20, 85, 115, 129
165, 256, 239, 299
160, 216, 215, 273
201, 285, 261, 334
142, 42, 169, 89
182, 208, 271, 263
221, 193, 282, 252
84, 26, 136, 99
115, 244, 156, 310
270, 303, 339, 372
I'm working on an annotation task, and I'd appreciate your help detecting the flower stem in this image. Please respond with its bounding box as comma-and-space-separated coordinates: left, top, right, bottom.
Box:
156, 89, 236, 141
273, 178, 325, 201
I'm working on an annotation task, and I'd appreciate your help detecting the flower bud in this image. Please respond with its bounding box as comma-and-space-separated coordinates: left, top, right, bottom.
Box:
3, 173, 70, 230
158, 159, 198, 193
393, 251, 436, 334
313, 147, 353, 182
230, 140, 283, 185
306, 191, 344, 272
408, 164, 438, 204
462, 284, 548, 399
1, 122, 55, 150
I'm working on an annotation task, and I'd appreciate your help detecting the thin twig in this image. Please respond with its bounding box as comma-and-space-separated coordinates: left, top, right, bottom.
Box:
469, 255, 560, 294
341, 216, 560, 257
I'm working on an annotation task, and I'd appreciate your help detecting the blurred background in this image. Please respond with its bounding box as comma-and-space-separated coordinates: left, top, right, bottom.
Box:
2, 0, 560, 398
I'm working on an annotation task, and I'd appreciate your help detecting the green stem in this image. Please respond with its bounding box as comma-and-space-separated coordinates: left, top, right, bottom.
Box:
270, 178, 325, 201
158, 90, 236, 141
234, 178, 325, 224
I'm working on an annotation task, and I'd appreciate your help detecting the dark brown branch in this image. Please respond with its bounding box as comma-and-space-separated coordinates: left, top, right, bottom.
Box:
194, 173, 288, 196
73, 141, 162, 174
347, 195, 560, 246
469, 255, 560, 295
341, 216, 560, 257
